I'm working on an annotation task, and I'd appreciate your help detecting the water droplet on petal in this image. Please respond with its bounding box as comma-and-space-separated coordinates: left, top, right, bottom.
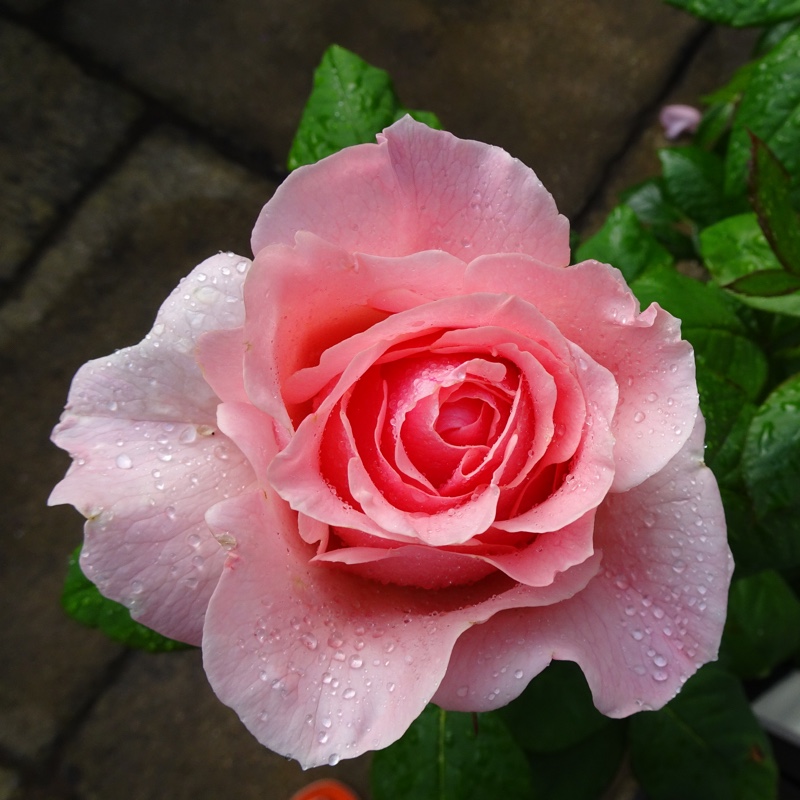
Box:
115, 454, 133, 469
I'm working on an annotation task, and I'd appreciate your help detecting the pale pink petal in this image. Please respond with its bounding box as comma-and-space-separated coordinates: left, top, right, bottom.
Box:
202, 490, 602, 768
55, 252, 252, 426
433, 416, 732, 715
49, 252, 255, 642
659, 104, 701, 140
466, 255, 698, 491
251, 116, 569, 266
49, 416, 254, 643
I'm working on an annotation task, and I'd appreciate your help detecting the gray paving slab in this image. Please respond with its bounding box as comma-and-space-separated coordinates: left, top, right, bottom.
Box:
0, 0, 51, 14
58, 0, 701, 218
0, 127, 275, 767
61, 650, 372, 800
0, 19, 142, 283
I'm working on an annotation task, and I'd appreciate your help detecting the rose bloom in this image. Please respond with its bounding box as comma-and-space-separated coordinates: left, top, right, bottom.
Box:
51, 118, 732, 768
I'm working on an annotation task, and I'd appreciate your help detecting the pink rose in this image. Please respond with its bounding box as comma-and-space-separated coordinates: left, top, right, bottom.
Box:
50, 118, 732, 768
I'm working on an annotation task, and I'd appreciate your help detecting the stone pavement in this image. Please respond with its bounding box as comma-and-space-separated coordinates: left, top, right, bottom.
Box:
0, 1, 756, 798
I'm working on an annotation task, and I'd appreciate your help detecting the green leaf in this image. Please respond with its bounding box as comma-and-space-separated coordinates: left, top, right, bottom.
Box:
694, 349, 764, 467
749, 134, 800, 275
701, 213, 800, 315
689, 328, 768, 402
371, 706, 532, 800
629, 665, 777, 800
288, 45, 440, 171
666, 0, 800, 26
742, 374, 800, 557
659, 146, 740, 227
525, 720, 627, 800
620, 178, 695, 258
755, 18, 800, 56
497, 660, 608, 753
725, 28, 800, 194
575, 205, 673, 282
62, 547, 190, 652
720, 570, 800, 679
629, 262, 746, 334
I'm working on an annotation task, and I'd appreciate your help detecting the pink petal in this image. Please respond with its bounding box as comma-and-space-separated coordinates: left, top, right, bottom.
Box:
49, 416, 254, 643
242, 235, 467, 432
251, 116, 569, 266
49, 252, 255, 642
432, 415, 732, 715
202, 489, 602, 767
659, 105, 702, 140
313, 544, 498, 589
197, 327, 248, 404
466, 255, 698, 491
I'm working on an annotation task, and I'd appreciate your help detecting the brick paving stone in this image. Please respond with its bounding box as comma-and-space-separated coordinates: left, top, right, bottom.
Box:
0, 127, 275, 765
59, 0, 700, 218
61, 650, 372, 800
0, 19, 142, 283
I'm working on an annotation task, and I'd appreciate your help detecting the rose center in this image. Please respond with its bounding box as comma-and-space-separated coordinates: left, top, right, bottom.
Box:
434, 396, 492, 446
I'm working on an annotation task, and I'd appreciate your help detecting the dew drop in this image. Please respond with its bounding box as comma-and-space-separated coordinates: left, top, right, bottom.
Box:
514, 669, 524, 680
653, 671, 669, 682
653, 655, 668, 668
388, 682, 396, 692
300, 633, 318, 651
317, 732, 329, 744
349, 655, 363, 669
343, 688, 356, 700
115, 454, 133, 470
633, 411, 646, 423
328, 754, 340, 767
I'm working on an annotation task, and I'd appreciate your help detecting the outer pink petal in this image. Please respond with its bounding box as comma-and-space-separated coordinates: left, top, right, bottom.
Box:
251, 117, 569, 266
465, 255, 698, 492
202, 491, 602, 767
49, 252, 254, 643
432, 416, 732, 715
49, 416, 253, 643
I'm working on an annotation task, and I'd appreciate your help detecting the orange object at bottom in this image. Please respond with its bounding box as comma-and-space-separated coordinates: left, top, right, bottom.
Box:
289, 778, 361, 800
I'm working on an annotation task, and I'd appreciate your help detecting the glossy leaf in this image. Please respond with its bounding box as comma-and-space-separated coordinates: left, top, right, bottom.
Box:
659, 146, 738, 227
288, 45, 441, 170
62, 547, 190, 652
525, 720, 627, 800
630, 665, 777, 800
575, 205, 673, 281
720, 570, 800, 679
725, 28, 800, 195
497, 660, 608, 753
630, 262, 745, 333
371, 705, 532, 800
742, 374, 800, 552
665, 0, 800, 26
701, 213, 800, 315
749, 134, 800, 275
